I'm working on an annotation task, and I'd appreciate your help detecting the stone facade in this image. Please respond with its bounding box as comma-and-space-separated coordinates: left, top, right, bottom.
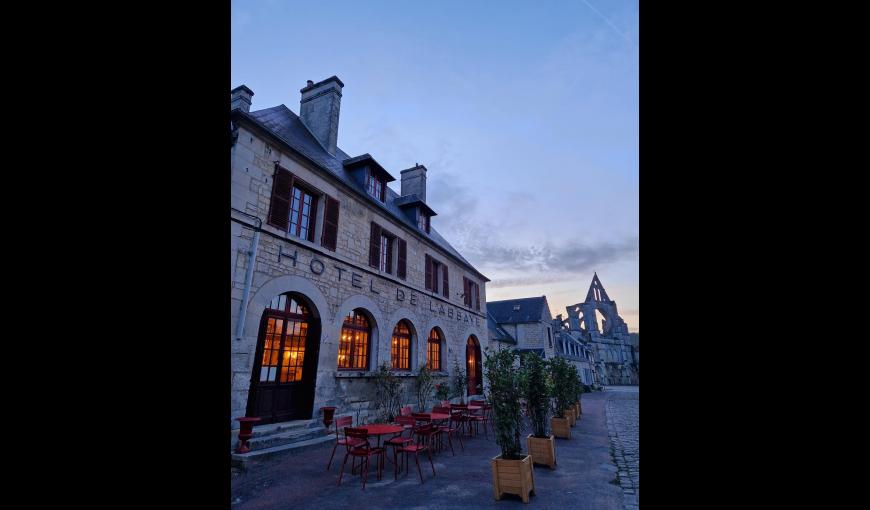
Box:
559, 273, 638, 386
230, 78, 489, 427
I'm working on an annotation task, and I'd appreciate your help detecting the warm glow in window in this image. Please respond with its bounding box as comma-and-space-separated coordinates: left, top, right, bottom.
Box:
427, 328, 441, 371
391, 321, 411, 370
338, 310, 370, 370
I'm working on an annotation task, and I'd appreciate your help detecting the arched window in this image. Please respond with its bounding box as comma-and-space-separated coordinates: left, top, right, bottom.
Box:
427, 328, 442, 371
391, 320, 412, 370
338, 309, 370, 370
260, 294, 310, 383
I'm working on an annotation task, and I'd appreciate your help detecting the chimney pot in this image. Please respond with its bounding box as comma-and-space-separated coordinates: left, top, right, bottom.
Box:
299, 76, 344, 155
400, 164, 427, 202
231, 85, 254, 113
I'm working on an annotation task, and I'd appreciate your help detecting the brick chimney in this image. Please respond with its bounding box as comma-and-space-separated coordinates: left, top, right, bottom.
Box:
299, 76, 344, 155
231, 85, 254, 113
400, 164, 427, 202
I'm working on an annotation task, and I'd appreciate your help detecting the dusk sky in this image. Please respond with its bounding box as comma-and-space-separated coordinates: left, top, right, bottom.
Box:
232, 0, 639, 332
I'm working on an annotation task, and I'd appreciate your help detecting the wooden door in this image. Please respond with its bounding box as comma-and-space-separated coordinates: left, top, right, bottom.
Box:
247, 295, 320, 424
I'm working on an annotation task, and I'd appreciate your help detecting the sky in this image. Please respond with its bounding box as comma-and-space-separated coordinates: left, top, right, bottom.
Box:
232, 0, 638, 332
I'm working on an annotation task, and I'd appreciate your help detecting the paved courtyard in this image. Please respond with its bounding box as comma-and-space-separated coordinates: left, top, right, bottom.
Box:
603, 386, 639, 509
232, 389, 637, 509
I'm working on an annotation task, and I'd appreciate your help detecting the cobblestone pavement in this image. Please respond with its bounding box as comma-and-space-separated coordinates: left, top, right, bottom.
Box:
604, 386, 639, 509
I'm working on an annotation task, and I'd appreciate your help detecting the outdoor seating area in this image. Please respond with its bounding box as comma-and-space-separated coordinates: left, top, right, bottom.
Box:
326, 401, 496, 489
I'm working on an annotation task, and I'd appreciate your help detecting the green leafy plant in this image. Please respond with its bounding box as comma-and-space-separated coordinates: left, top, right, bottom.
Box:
483, 348, 524, 460
451, 359, 467, 404
373, 362, 402, 422
519, 352, 552, 438
434, 380, 450, 401
549, 357, 573, 419
414, 364, 436, 412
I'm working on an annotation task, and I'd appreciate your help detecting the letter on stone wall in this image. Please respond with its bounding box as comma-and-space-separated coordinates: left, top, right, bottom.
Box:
396, 289, 405, 301
335, 265, 345, 281
310, 259, 325, 275
351, 272, 363, 288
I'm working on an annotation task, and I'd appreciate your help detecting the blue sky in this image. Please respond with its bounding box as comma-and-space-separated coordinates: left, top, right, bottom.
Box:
232, 0, 638, 331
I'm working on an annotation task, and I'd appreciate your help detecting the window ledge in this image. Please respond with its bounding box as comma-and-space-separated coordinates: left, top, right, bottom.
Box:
335, 370, 449, 379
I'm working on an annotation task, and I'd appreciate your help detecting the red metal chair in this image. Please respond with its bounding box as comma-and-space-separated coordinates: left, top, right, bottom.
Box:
434, 406, 463, 455
326, 416, 363, 471
400, 405, 413, 416
468, 404, 489, 438
385, 416, 416, 479
450, 403, 471, 437
338, 427, 385, 490
397, 423, 436, 483
440, 400, 450, 407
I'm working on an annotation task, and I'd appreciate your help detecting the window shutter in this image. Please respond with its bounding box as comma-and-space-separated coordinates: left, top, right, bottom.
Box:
397, 238, 407, 279
320, 196, 340, 251
267, 166, 293, 230
425, 254, 432, 290
475, 283, 480, 310
369, 222, 381, 268
463, 278, 470, 307
442, 264, 449, 298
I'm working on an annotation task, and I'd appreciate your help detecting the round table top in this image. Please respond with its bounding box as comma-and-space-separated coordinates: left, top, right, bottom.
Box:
428, 413, 450, 421
361, 424, 404, 435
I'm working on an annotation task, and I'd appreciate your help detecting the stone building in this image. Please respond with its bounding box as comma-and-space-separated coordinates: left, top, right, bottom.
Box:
559, 273, 638, 386
230, 76, 490, 429
487, 296, 596, 384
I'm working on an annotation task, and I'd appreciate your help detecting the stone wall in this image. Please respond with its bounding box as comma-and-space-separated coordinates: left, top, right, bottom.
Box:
230, 125, 489, 425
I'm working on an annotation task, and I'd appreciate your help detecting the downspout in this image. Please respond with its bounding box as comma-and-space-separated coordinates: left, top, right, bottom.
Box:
232, 208, 262, 341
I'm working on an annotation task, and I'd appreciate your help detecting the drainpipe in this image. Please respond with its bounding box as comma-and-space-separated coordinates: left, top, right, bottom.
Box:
232, 208, 262, 341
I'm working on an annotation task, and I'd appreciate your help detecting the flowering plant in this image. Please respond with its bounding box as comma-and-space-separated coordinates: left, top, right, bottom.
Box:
434, 382, 450, 401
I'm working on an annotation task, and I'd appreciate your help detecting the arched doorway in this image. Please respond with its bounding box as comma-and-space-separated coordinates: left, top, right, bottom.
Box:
466, 335, 482, 396
246, 292, 321, 424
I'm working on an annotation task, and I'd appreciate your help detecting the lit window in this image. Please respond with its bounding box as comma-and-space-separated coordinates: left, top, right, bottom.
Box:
338, 309, 370, 370
391, 321, 411, 370
260, 294, 309, 383
427, 328, 442, 371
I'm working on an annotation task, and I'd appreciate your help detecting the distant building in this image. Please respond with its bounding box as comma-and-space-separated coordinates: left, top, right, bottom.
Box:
559, 273, 638, 386
487, 296, 596, 384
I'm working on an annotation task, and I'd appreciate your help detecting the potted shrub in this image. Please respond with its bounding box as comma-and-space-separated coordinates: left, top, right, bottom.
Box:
373, 362, 402, 421
549, 357, 572, 439
484, 348, 535, 503
520, 352, 556, 470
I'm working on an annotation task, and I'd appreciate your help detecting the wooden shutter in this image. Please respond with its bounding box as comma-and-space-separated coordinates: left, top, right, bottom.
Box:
397, 238, 407, 279
321, 196, 340, 251
425, 254, 432, 290
267, 166, 293, 230
369, 222, 382, 268
442, 264, 449, 298
475, 282, 480, 310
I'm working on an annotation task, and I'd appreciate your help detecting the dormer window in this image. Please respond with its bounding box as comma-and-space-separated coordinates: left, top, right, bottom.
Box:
417, 211, 430, 233
365, 167, 386, 202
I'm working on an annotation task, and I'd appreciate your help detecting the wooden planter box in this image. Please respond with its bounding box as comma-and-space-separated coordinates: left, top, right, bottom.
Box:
551, 416, 571, 439
526, 434, 556, 470
491, 454, 535, 503
577, 400, 582, 416
570, 406, 577, 426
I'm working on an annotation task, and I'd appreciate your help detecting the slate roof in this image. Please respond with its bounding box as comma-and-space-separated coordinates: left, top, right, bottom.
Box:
487, 312, 516, 344
487, 296, 548, 324
234, 104, 486, 281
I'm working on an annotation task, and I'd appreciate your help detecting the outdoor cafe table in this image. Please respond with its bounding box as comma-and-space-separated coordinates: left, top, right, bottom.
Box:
360, 424, 404, 448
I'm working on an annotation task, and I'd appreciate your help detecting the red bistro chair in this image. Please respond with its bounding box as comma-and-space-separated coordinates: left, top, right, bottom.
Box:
468, 404, 489, 438
326, 416, 363, 471
450, 404, 471, 437
434, 407, 463, 455
397, 423, 436, 483
440, 400, 450, 407
338, 428, 385, 490
400, 405, 413, 416
384, 416, 416, 479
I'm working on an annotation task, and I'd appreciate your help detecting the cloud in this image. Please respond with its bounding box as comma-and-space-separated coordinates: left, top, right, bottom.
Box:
471, 237, 638, 274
